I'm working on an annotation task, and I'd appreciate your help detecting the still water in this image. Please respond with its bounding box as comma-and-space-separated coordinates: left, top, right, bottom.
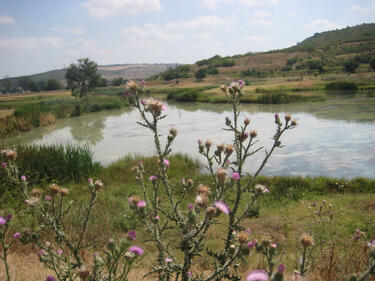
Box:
2, 98, 375, 178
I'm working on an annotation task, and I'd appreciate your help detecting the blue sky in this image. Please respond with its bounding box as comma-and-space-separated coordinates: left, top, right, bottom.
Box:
0, 0, 374, 77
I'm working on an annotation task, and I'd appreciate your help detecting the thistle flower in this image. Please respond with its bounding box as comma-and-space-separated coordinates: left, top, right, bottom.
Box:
1, 162, 6, 168
57, 249, 63, 255
195, 194, 208, 208
126, 80, 138, 91
244, 117, 250, 125
165, 257, 173, 263
13, 232, 20, 239
225, 144, 234, 156
255, 184, 269, 194
141, 99, 147, 106
188, 203, 195, 211
237, 232, 248, 244
291, 120, 298, 126
250, 130, 258, 138
169, 126, 178, 137
60, 188, 69, 197
300, 233, 314, 248
216, 168, 227, 184
49, 184, 60, 194
46, 276, 56, 281
21, 175, 26, 181
129, 246, 144, 256
149, 175, 157, 181
5, 214, 12, 221
205, 139, 213, 149
38, 250, 46, 257
146, 99, 165, 116
3, 149, 17, 160
78, 265, 90, 280
220, 84, 227, 93
186, 179, 194, 188
247, 242, 255, 249
137, 200, 146, 209
206, 207, 218, 218
94, 180, 104, 190
285, 114, 291, 122
127, 230, 136, 240
0, 216, 6, 226
31, 188, 42, 197
214, 201, 230, 215
197, 184, 211, 195
163, 159, 170, 168
246, 270, 269, 281
277, 264, 286, 274
231, 172, 240, 181
44, 195, 51, 201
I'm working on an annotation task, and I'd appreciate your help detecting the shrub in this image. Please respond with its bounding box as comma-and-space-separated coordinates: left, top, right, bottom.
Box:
325, 81, 359, 91
194, 68, 206, 81
343, 59, 359, 73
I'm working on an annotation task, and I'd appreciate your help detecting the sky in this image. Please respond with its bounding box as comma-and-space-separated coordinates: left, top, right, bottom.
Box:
0, 0, 374, 77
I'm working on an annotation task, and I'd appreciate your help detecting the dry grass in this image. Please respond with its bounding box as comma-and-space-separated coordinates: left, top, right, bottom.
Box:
0, 90, 71, 101
0, 109, 14, 118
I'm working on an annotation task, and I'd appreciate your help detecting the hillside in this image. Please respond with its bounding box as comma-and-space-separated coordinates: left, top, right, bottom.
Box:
151, 23, 375, 83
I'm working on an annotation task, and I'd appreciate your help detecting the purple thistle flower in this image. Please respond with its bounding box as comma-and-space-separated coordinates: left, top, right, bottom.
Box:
38, 250, 46, 257
129, 246, 143, 256
246, 270, 269, 281
88, 178, 93, 184
127, 230, 136, 240
140, 80, 146, 86
5, 214, 12, 221
163, 159, 170, 168
44, 195, 51, 201
137, 200, 146, 208
188, 203, 195, 211
13, 232, 21, 239
155, 215, 160, 220
0, 217, 6, 226
125, 92, 131, 97
214, 201, 230, 215
187, 272, 192, 278
247, 242, 255, 249
141, 99, 147, 106
165, 257, 173, 263
149, 175, 157, 181
271, 243, 277, 248
1, 162, 6, 168
231, 172, 240, 181
277, 264, 286, 274
21, 175, 26, 181
57, 249, 63, 255
238, 80, 245, 89
46, 276, 56, 281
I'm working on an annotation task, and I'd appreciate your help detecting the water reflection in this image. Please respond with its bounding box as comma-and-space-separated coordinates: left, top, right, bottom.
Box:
1, 98, 375, 178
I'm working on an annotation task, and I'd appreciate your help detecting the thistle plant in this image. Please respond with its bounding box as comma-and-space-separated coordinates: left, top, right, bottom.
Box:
348, 240, 375, 281
126, 79, 297, 281
0, 214, 21, 281
20, 179, 105, 281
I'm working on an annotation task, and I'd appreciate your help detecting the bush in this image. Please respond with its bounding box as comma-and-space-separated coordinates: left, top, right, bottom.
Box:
45, 79, 62, 91
325, 81, 359, 91
370, 58, 375, 71
194, 68, 206, 81
343, 59, 359, 73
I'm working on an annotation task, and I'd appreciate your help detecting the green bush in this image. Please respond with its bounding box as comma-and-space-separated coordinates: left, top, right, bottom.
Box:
325, 81, 359, 91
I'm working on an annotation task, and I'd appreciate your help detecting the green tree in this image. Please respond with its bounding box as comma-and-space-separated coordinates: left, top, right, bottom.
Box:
65, 58, 101, 98
28, 79, 40, 92
2, 76, 12, 93
45, 79, 62, 91
343, 59, 359, 73
111, 77, 124, 86
194, 68, 206, 81
97, 77, 108, 87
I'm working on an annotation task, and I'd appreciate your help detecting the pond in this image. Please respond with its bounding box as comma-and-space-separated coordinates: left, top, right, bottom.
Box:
1, 98, 375, 178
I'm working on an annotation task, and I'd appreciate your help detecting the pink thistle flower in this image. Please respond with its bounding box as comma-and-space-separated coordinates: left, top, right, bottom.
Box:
165, 257, 173, 263
44, 195, 51, 201
161, 105, 167, 111
88, 178, 93, 184
155, 215, 160, 220
163, 159, 170, 168
140, 80, 146, 86
0, 217, 6, 225
129, 246, 143, 256
141, 99, 147, 106
231, 172, 240, 181
1, 162, 6, 168
128, 197, 134, 203
246, 228, 251, 234
137, 200, 146, 208
57, 249, 63, 255
238, 80, 245, 89
5, 214, 12, 221
271, 243, 277, 248
125, 92, 131, 97
277, 264, 286, 274
127, 230, 136, 240
38, 250, 46, 257
24, 199, 30, 205
46, 276, 56, 281
187, 272, 192, 277
214, 201, 230, 215
246, 270, 269, 281
247, 242, 255, 249
188, 203, 195, 211
149, 175, 157, 181
13, 232, 21, 239
21, 175, 26, 181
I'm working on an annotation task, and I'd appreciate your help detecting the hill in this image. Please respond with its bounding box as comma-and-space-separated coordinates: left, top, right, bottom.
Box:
152, 23, 375, 82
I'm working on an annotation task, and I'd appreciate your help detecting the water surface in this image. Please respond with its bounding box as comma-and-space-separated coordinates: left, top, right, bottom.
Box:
2, 98, 375, 178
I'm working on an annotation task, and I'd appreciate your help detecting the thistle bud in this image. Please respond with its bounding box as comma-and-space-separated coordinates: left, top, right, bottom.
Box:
169, 126, 177, 137
220, 84, 227, 93
216, 168, 227, 184
60, 188, 69, 197
225, 117, 231, 126
108, 239, 116, 251
250, 130, 258, 138
300, 233, 314, 248
284, 114, 291, 122
205, 207, 218, 218
244, 118, 250, 126
186, 179, 194, 188
291, 120, 298, 126
205, 140, 212, 150
225, 144, 234, 156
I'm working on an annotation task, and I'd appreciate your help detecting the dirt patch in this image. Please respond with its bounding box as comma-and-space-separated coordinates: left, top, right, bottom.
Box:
0, 90, 71, 101
39, 113, 56, 126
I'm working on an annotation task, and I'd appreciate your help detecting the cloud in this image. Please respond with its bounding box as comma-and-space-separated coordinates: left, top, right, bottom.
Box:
83, 0, 162, 18
167, 16, 226, 29
305, 19, 343, 32
253, 10, 272, 19
203, 0, 278, 9
51, 26, 87, 36
0, 37, 62, 50
349, 1, 375, 14
0, 16, 14, 24
248, 20, 272, 27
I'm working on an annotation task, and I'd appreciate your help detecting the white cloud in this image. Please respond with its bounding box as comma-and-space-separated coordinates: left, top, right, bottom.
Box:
83, 0, 162, 18
203, 0, 278, 9
248, 20, 272, 27
305, 19, 343, 32
253, 10, 272, 19
0, 37, 62, 50
51, 26, 87, 36
349, 1, 375, 13
0, 16, 14, 24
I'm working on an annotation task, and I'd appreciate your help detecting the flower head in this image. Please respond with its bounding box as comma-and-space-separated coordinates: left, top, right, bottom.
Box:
163, 159, 170, 168
21, 175, 26, 181
44, 195, 51, 201
129, 246, 144, 256
188, 203, 195, 211
231, 172, 240, 181
5, 214, 12, 221
1, 162, 6, 168
46, 276, 56, 281
13, 232, 21, 239
165, 257, 173, 263
214, 201, 230, 215
127, 230, 136, 240
57, 249, 63, 255
137, 200, 146, 209
277, 264, 286, 274
300, 233, 314, 248
246, 270, 269, 281
149, 175, 157, 182
0, 216, 6, 226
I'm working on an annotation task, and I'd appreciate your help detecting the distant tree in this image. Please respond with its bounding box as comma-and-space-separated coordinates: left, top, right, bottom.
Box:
194, 68, 206, 81
45, 79, 62, 91
343, 59, 359, 73
306, 60, 324, 73
2, 76, 12, 93
112, 77, 124, 86
370, 58, 375, 71
98, 77, 108, 87
38, 81, 46, 91
65, 58, 101, 98
28, 79, 41, 92
18, 76, 31, 91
